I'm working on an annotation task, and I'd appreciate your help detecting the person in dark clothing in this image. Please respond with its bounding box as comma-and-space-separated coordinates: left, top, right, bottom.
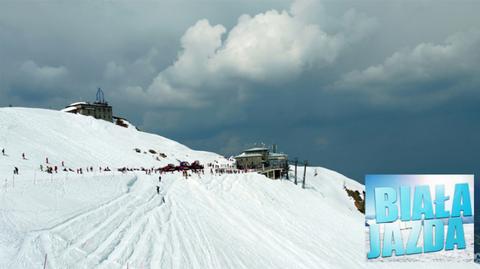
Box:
1, 148, 4, 156
22, 153, 25, 160
13, 167, 18, 175
156, 186, 160, 195
159, 176, 162, 182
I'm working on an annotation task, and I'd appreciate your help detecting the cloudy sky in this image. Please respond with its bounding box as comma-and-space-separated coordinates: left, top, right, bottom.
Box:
1, 0, 479, 182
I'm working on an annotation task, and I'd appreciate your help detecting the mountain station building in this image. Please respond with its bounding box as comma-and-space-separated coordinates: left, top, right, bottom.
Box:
234, 146, 288, 179
62, 88, 113, 122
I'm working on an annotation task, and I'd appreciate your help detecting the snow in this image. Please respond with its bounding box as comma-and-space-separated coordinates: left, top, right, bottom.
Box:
60, 107, 78, 113
244, 147, 268, 152
234, 152, 263, 158
0, 107, 225, 171
66, 102, 88, 107
0, 107, 475, 268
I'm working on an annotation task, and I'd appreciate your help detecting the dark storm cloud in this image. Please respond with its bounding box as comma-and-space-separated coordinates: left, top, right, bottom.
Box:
1, 0, 479, 182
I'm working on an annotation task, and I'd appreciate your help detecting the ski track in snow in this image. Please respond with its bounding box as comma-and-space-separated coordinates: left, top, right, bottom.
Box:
2, 173, 477, 269
7, 173, 176, 269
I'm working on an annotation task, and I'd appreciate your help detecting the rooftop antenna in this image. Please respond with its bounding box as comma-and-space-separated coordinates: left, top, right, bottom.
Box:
96, 87, 106, 104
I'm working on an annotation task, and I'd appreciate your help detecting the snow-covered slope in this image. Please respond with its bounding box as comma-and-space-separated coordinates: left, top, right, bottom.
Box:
0, 108, 475, 269
0, 108, 226, 172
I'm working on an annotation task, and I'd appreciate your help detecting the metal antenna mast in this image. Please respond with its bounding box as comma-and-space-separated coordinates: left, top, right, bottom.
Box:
96, 87, 106, 104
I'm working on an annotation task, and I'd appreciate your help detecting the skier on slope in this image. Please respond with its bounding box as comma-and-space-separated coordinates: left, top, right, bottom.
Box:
159, 176, 162, 182
156, 186, 160, 195
1, 148, 4, 156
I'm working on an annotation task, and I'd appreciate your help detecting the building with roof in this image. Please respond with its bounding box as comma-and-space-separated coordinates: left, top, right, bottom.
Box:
235, 148, 268, 170
268, 152, 288, 171
62, 88, 113, 122
234, 145, 288, 179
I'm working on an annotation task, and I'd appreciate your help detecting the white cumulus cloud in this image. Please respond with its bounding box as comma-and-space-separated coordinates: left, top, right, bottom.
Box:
335, 29, 480, 106
124, 0, 375, 108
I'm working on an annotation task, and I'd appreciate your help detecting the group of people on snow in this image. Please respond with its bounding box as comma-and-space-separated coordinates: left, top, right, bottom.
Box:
1, 148, 116, 177
3, 148, 245, 205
